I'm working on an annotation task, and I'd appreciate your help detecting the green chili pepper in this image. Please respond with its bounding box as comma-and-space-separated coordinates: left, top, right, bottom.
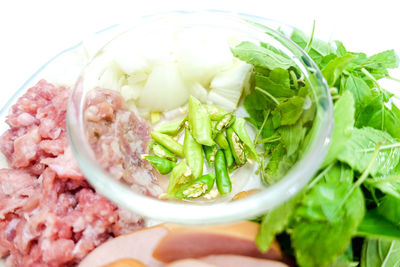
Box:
214, 113, 236, 135
188, 96, 214, 146
155, 117, 187, 136
148, 141, 177, 162
203, 145, 218, 167
175, 173, 216, 199
226, 128, 247, 166
143, 155, 175, 175
215, 150, 232, 195
232, 118, 259, 162
184, 128, 203, 178
214, 132, 229, 150
205, 104, 229, 120
224, 147, 234, 168
167, 159, 193, 198
151, 131, 184, 157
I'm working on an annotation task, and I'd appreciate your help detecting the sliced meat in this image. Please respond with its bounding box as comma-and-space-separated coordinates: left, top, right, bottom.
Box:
104, 258, 147, 267
166, 259, 216, 267
153, 221, 282, 262
79, 225, 169, 267
200, 255, 289, 267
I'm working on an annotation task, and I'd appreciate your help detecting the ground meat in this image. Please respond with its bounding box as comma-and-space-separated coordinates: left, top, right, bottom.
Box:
84, 89, 162, 197
0, 80, 147, 267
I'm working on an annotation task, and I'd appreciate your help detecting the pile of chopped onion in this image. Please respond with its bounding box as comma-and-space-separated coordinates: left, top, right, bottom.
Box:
96, 29, 253, 114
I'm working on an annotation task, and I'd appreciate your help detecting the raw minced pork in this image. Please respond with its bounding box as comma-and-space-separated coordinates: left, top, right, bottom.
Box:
0, 80, 160, 266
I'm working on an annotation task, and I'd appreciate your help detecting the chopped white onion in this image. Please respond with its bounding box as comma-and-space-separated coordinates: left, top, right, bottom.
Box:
138, 62, 189, 111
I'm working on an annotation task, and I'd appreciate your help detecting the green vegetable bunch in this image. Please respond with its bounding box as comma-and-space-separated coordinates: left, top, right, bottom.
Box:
233, 26, 400, 266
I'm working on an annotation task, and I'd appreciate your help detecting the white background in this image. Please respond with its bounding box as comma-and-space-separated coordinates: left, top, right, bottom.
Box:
0, 0, 399, 109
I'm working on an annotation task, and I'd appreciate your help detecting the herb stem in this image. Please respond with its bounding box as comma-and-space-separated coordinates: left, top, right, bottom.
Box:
254, 110, 270, 144
255, 86, 280, 105
386, 75, 400, 83
304, 20, 316, 53
335, 142, 382, 215
307, 163, 334, 189
358, 142, 400, 152
257, 135, 281, 144
290, 70, 299, 90
365, 174, 400, 185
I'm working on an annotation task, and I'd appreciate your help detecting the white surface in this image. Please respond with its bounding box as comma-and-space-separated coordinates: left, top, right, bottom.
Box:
1, 0, 400, 109
0, 1, 399, 265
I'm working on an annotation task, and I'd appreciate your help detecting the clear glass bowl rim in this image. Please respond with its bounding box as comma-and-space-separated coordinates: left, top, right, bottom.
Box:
66, 9, 334, 225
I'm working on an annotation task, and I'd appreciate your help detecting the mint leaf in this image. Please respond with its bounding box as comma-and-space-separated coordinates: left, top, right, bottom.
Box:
364, 171, 400, 199
357, 209, 400, 241
244, 90, 272, 126
292, 184, 365, 267
337, 127, 400, 176
231, 41, 294, 70
276, 96, 305, 126
278, 122, 307, 156
256, 195, 300, 252
364, 49, 400, 69
296, 164, 354, 223
290, 29, 333, 64
361, 238, 400, 267
322, 54, 356, 87
341, 74, 372, 112
356, 95, 400, 139
254, 68, 295, 98
377, 195, 400, 225
323, 90, 355, 166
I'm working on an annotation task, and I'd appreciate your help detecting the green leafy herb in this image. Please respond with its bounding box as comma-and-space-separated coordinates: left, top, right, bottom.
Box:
357, 209, 400, 240
231, 41, 294, 70
256, 195, 300, 252
361, 238, 400, 267
337, 127, 400, 176
233, 25, 400, 267
322, 90, 355, 166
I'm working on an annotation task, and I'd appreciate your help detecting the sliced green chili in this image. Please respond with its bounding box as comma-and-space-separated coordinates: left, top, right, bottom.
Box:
203, 145, 218, 167
214, 113, 236, 135
188, 96, 214, 146
148, 141, 177, 162
175, 173, 216, 199
184, 128, 203, 178
215, 132, 229, 150
205, 104, 229, 120
215, 150, 232, 195
227, 128, 247, 166
143, 155, 175, 175
155, 116, 187, 136
151, 131, 184, 157
224, 147, 234, 168
167, 160, 193, 198
232, 118, 259, 162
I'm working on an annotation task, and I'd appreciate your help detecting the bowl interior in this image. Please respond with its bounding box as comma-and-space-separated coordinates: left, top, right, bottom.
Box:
67, 10, 333, 224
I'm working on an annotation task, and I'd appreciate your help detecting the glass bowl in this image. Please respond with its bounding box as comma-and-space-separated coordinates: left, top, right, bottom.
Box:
67, 10, 333, 224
